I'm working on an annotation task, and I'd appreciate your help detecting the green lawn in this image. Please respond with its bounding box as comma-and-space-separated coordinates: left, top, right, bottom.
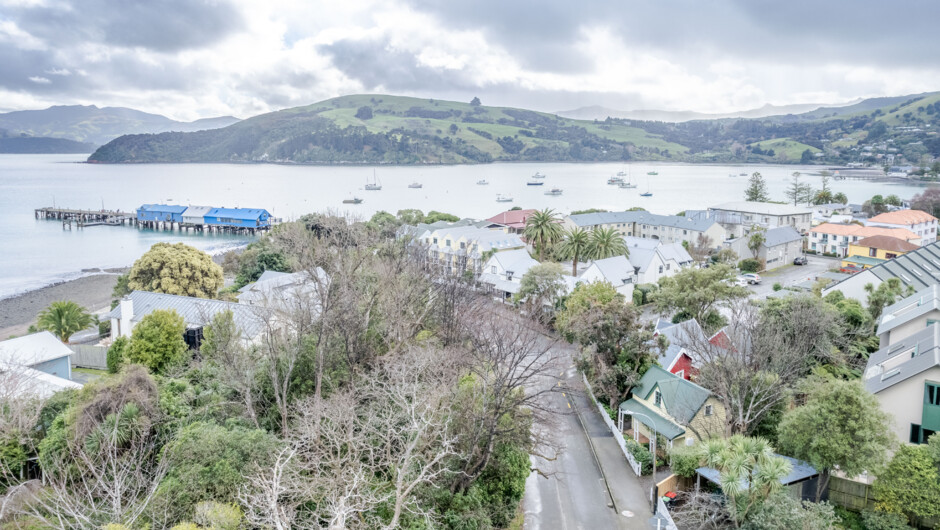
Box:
749, 138, 820, 160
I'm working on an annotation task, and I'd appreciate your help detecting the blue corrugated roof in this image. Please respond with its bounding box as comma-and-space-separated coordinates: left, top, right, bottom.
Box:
206, 208, 269, 220
138, 204, 188, 214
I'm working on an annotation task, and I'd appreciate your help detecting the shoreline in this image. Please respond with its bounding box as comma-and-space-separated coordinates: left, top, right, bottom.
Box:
0, 273, 122, 339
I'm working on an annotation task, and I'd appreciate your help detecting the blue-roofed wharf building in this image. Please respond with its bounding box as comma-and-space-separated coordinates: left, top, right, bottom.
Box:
204, 208, 272, 230
136, 204, 188, 224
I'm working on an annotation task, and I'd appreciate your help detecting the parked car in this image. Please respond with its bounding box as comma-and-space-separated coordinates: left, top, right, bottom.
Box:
840, 264, 863, 274
741, 273, 762, 285
793, 256, 808, 266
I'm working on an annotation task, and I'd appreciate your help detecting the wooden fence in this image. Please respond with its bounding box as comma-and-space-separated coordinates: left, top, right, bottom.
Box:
70, 345, 108, 370
827, 476, 874, 512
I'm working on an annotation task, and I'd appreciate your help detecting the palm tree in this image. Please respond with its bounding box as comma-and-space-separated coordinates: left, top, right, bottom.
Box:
523, 208, 562, 261
588, 227, 628, 260
557, 227, 591, 276
36, 300, 93, 343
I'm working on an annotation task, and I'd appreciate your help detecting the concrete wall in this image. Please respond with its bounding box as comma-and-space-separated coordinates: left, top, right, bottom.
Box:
881, 312, 940, 348
874, 366, 940, 444
823, 270, 881, 306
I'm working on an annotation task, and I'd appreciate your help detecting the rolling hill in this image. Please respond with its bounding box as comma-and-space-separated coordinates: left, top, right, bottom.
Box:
0, 105, 241, 146
0, 128, 95, 154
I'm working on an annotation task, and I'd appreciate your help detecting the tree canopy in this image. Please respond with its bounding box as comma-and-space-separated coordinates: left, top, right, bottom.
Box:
124, 309, 188, 374
744, 172, 770, 202
127, 242, 224, 299
36, 300, 93, 342
652, 264, 748, 331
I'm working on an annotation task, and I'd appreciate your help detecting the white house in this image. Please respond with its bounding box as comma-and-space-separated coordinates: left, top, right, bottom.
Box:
564, 211, 725, 248
622, 237, 693, 285
479, 249, 542, 299
866, 210, 939, 245
708, 201, 813, 238
579, 256, 635, 299
0, 332, 82, 397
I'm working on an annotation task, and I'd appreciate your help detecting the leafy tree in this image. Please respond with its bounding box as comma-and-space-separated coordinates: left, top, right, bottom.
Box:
396, 208, 425, 225
884, 194, 902, 207
523, 208, 562, 261
158, 422, 281, 515
743, 493, 838, 530
833, 192, 848, 204
861, 510, 914, 530
365, 210, 401, 237
127, 242, 224, 298
36, 300, 93, 342
107, 336, 128, 374
513, 262, 566, 313
777, 379, 895, 501
812, 175, 834, 204
865, 278, 914, 321
712, 247, 739, 265
125, 309, 188, 374
587, 226, 628, 260
872, 444, 940, 524
113, 273, 132, 298
652, 264, 748, 331
470, 97, 481, 106
235, 246, 290, 287
556, 226, 591, 276
744, 172, 770, 202
424, 210, 459, 223
738, 258, 760, 273
784, 172, 813, 206
800, 148, 814, 164
355, 106, 373, 120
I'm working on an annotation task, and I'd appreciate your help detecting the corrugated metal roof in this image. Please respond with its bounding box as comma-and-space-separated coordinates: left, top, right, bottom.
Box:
181, 205, 213, 219
206, 208, 270, 220
710, 201, 812, 216
0, 362, 81, 398
696, 454, 818, 488
827, 240, 940, 293
763, 226, 802, 247
138, 204, 188, 214
619, 398, 686, 440
656, 319, 707, 371
630, 365, 711, 426
0, 331, 73, 366
586, 256, 634, 287
108, 291, 269, 339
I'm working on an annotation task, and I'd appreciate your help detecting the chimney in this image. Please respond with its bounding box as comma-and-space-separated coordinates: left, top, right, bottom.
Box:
120, 296, 134, 338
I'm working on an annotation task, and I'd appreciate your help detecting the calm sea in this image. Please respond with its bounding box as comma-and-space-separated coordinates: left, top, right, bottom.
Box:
0, 154, 933, 299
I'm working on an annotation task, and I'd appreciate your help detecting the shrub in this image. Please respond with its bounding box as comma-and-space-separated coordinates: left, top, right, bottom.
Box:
633, 283, 658, 305
98, 319, 111, 337
742, 493, 838, 529
668, 444, 701, 478
106, 336, 128, 374
773, 282, 782, 291
739, 258, 761, 273
624, 438, 653, 475
194, 501, 243, 530
124, 309, 187, 374
861, 510, 913, 530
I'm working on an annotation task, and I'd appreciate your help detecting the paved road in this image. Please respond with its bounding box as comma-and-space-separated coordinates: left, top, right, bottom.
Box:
746, 254, 839, 299
523, 343, 654, 529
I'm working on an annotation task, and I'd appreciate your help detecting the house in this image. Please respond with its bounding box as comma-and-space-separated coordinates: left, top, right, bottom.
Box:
204, 208, 271, 229
822, 240, 940, 304
108, 291, 269, 348
236, 269, 327, 311
0, 331, 76, 382
849, 235, 919, 261
479, 249, 542, 299
618, 365, 726, 449
564, 211, 725, 248
180, 205, 213, 226
486, 209, 536, 234
813, 203, 852, 218
579, 256, 636, 299
654, 319, 708, 380
863, 324, 940, 444
622, 237, 694, 284
707, 201, 813, 237
723, 226, 803, 271
695, 455, 820, 502
866, 210, 939, 245
808, 223, 920, 257
877, 285, 940, 348
419, 224, 525, 276
136, 204, 187, 224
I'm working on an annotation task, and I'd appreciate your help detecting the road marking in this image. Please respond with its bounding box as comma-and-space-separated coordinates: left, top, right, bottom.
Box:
567, 402, 570, 409
621, 510, 634, 517
562, 393, 566, 397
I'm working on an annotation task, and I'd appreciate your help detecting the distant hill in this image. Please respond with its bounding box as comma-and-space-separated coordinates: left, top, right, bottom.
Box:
0, 105, 241, 146
0, 128, 95, 154
556, 101, 856, 122
88, 91, 940, 166
88, 95, 687, 164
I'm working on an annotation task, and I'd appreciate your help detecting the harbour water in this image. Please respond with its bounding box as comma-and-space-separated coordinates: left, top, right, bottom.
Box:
0, 154, 933, 299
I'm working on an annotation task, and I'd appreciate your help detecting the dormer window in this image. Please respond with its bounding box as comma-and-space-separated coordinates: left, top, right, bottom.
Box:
654, 390, 662, 407
506, 270, 514, 280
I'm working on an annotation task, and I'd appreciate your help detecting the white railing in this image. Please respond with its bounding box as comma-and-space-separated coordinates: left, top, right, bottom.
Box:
582, 373, 643, 476
656, 497, 678, 530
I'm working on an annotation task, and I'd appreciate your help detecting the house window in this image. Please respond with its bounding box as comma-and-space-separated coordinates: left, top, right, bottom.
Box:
445, 240, 451, 247
654, 390, 662, 407
432, 238, 438, 244
911, 424, 937, 444
491, 266, 496, 274
886, 253, 897, 259
666, 264, 671, 271
869, 248, 877, 257
926, 382, 940, 406
705, 405, 714, 416
658, 265, 663, 273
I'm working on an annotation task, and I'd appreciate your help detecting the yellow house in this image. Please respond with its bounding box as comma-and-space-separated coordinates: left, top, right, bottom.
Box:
619, 365, 726, 450
842, 234, 920, 270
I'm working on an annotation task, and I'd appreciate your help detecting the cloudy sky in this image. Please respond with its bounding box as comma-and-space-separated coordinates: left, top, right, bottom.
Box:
1, 0, 938, 121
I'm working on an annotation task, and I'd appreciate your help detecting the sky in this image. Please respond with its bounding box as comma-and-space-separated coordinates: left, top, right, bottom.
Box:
1, 0, 939, 121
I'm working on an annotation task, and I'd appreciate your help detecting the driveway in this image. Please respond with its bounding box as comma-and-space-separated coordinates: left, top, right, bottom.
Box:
745, 254, 839, 299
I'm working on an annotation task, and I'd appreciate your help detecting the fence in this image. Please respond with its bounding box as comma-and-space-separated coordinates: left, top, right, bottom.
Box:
70, 345, 108, 370
827, 476, 874, 512
581, 373, 643, 476
655, 497, 679, 530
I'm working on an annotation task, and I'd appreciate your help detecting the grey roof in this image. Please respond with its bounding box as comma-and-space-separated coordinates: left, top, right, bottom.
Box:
0, 363, 82, 399
625, 246, 657, 273
490, 248, 538, 274
629, 365, 711, 425
568, 211, 717, 232
696, 455, 818, 488
181, 205, 213, 219
864, 323, 940, 394
763, 226, 802, 247
0, 331, 73, 366
816, 203, 850, 210
585, 255, 634, 287
826, 240, 940, 293
108, 291, 269, 338
709, 201, 812, 216
236, 270, 326, 309
658, 242, 694, 264
619, 398, 686, 440
878, 285, 940, 337
656, 319, 707, 371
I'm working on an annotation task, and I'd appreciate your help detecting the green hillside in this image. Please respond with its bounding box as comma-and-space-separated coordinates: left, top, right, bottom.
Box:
88, 95, 686, 164
749, 138, 820, 160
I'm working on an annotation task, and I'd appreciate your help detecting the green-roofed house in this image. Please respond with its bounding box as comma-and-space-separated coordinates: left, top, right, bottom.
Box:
618, 365, 726, 450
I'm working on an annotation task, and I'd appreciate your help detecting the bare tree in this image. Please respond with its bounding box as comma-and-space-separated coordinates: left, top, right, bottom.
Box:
239, 447, 297, 530
200, 310, 263, 428
688, 233, 714, 263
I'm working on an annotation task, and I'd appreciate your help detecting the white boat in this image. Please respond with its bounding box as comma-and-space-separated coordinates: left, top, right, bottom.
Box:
544, 188, 563, 196
616, 170, 627, 177
342, 196, 363, 204
532, 171, 546, 179
619, 181, 638, 189
496, 194, 514, 203
477, 179, 489, 185
364, 170, 382, 191
607, 176, 624, 185
408, 182, 423, 189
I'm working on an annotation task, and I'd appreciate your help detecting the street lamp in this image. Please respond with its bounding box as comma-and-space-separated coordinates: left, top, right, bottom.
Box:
622, 409, 659, 502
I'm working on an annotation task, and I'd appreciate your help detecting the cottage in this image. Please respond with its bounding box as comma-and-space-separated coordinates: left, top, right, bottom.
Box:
579, 255, 635, 299
136, 204, 187, 224
654, 319, 709, 380
619, 365, 725, 449
0, 331, 76, 382
204, 208, 271, 229
479, 249, 542, 299
622, 237, 694, 284
866, 209, 939, 245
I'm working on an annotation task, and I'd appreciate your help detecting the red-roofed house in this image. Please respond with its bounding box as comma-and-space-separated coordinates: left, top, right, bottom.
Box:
866, 209, 938, 245
487, 209, 536, 234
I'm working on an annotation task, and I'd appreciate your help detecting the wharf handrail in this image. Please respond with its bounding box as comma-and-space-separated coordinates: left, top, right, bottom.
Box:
582, 373, 643, 476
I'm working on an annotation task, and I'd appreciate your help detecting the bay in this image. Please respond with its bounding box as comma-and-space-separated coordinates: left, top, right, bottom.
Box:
0, 154, 934, 299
